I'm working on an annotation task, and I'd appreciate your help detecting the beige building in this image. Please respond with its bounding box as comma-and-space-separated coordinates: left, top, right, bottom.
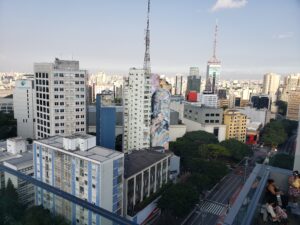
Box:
223, 109, 247, 143
280, 73, 300, 101
262, 73, 280, 102
287, 90, 300, 121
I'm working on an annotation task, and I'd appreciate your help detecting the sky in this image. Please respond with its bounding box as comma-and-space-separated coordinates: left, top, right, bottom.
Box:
0, 0, 299, 79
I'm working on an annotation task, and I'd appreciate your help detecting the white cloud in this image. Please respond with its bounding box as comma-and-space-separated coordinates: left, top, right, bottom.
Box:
272, 32, 294, 39
211, 0, 248, 12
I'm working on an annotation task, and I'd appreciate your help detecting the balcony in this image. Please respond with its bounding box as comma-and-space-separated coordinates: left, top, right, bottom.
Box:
0, 165, 137, 225
223, 164, 300, 225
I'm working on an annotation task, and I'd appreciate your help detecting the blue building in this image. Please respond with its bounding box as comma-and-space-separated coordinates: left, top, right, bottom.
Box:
96, 94, 116, 149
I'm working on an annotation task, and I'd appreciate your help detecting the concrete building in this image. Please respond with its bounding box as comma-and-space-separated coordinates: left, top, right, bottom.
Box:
186, 68, 201, 94
124, 149, 173, 223
223, 109, 247, 143
96, 94, 116, 149
0, 137, 33, 205
246, 122, 262, 145
280, 73, 300, 101
3, 152, 34, 206
250, 94, 271, 110
287, 90, 300, 121
34, 58, 87, 139
200, 93, 218, 108
13, 79, 35, 139
123, 68, 151, 152
0, 97, 13, 113
184, 104, 223, 125
33, 134, 124, 224
235, 106, 271, 126
262, 73, 280, 102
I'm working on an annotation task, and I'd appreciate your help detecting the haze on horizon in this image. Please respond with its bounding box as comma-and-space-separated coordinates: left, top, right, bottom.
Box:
0, 0, 299, 79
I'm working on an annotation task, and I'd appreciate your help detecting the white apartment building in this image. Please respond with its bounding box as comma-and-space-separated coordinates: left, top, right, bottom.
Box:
13, 79, 35, 139
262, 73, 280, 102
200, 93, 218, 108
123, 68, 151, 152
33, 134, 124, 224
34, 58, 87, 139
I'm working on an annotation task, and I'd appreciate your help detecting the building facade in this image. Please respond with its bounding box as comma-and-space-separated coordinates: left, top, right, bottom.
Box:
186, 68, 201, 94
34, 58, 87, 139
123, 68, 151, 152
124, 149, 172, 219
0, 97, 13, 114
184, 104, 223, 125
33, 134, 124, 224
250, 94, 271, 110
262, 73, 280, 102
13, 79, 35, 139
200, 93, 218, 108
96, 94, 116, 149
223, 109, 247, 143
287, 90, 300, 121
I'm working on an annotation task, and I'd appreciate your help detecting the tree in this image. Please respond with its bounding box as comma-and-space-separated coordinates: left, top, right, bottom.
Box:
187, 173, 212, 192
220, 139, 253, 161
269, 153, 294, 170
158, 183, 199, 217
199, 144, 230, 160
261, 120, 287, 147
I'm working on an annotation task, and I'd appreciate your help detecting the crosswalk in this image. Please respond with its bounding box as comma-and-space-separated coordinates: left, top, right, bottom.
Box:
196, 200, 228, 216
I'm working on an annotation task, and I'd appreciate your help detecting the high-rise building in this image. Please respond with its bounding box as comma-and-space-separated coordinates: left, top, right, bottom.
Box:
280, 73, 300, 101
205, 23, 221, 94
262, 72, 280, 102
250, 94, 271, 110
123, 69, 151, 152
286, 89, 300, 121
13, 79, 35, 139
151, 88, 171, 149
96, 94, 116, 149
294, 107, 300, 171
33, 134, 124, 223
123, 0, 152, 152
186, 67, 201, 94
223, 109, 247, 143
34, 58, 87, 139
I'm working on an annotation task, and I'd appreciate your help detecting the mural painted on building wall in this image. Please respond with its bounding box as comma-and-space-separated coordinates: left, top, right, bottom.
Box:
151, 74, 171, 149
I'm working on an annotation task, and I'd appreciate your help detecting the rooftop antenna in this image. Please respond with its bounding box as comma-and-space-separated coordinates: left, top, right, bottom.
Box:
143, 0, 151, 74
213, 19, 219, 61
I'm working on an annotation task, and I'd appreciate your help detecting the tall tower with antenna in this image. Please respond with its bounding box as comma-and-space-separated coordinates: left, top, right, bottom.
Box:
205, 21, 221, 94
123, 0, 152, 152
144, 0, 151, 74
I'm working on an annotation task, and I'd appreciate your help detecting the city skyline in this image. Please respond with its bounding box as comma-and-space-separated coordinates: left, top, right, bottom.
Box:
0, 0, 300, 79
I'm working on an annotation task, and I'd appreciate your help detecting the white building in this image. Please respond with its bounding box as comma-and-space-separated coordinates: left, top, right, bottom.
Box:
262, 73, 280, 102
0, 97, 13, 114
123, 68, 151, 152
13, 79, 35, 139
200, 93, 218, 108
182, 118, 226, 142
33, 134, 124, 224
235, 107, 271, 126
34, 58, 87, 139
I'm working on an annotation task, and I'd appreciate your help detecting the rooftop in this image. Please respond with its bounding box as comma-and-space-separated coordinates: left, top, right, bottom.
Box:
124, 148, 171, 178
36, 136, 123, 163
4, 151, 33, 168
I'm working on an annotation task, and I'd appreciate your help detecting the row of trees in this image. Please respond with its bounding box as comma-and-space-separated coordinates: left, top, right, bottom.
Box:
0, 179, 69, 225
157, 131, 253, 219
261, 119, 298, 147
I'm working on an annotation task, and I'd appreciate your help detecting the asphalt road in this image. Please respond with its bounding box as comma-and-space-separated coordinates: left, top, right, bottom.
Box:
279, 134, 297, 155
182, 150, 267, 225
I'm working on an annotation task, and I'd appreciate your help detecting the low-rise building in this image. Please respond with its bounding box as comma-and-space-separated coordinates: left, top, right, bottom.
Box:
124, 149, 174, 223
